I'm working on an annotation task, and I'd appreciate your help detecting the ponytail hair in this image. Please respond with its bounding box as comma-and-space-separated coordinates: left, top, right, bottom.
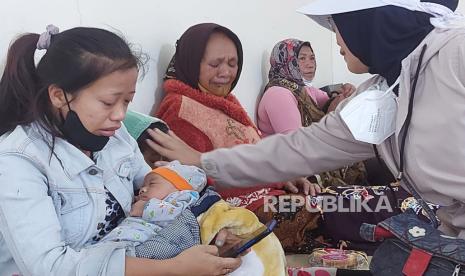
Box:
0, 27, 142, 137
0, 33, 40, 135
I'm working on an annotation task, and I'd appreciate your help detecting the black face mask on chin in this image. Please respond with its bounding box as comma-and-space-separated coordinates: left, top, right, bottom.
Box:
60, 93, 109, 152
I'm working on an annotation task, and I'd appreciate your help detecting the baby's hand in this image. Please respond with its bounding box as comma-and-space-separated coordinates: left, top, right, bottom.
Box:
130, 200, 147, 217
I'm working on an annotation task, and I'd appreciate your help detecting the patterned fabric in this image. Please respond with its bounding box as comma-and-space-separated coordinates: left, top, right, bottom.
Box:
92, 188, 125, 242
287, 267, 337, 276
100, 190, 199, 245
156, 79, 285, 210
225, 188, 282, 211
141, 191, 198, 225
318, 162, 368, 187
131, 187, 218, 259
135, 210, 201, 259
308, 248, 369, 270
253, 184, 429, 255
362, 209, 465, 276
268, 79, 326, 127
267, 39, 309, 87
178, 95, 261, 148
254, 195, 325, 254
316, 184, 441, 254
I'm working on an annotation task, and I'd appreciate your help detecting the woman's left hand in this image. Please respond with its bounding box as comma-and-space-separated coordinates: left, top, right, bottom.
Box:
284, 177, 321, 196
214, 228, 250, 257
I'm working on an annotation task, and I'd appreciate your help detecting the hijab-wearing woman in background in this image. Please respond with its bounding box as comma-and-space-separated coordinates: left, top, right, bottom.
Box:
147, 0, 465, 241
154, 23, 327, 253
257, 39, 367, 187
258, 39, 353, 137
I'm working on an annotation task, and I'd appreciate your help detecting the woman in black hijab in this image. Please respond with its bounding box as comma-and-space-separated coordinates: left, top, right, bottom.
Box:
332, 0, 458, 86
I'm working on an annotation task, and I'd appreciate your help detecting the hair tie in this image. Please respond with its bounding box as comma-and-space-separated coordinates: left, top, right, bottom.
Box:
36, 24, 60, 50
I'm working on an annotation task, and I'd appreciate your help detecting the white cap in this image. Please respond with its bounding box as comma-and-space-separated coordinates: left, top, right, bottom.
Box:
297, 0, 387, 16
297, 0, 457, 30
296, 0, 388, 30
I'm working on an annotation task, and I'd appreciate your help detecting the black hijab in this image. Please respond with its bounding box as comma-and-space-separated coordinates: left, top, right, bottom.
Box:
332, 0, 458, 86
166, 23, 243, 90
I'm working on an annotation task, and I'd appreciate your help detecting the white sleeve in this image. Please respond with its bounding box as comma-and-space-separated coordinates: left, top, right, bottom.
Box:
201, 103, 375, 188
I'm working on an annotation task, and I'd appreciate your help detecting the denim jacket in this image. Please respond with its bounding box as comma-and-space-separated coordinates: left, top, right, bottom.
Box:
0, 122, 151, 276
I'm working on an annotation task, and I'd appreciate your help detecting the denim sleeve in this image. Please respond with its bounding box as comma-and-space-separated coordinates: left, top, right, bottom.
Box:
0, 153, 127, 276
131, 140, 151, 191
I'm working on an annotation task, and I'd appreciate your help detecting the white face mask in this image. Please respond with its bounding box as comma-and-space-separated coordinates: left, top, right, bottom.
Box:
340, 78, 400, 145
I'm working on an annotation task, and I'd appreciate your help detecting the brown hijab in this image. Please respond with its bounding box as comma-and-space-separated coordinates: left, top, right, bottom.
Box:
166, 23, 243, 91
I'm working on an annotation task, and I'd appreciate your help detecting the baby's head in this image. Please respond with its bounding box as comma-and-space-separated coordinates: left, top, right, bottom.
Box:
139, 160, 207, 200
138, 121, 169, 168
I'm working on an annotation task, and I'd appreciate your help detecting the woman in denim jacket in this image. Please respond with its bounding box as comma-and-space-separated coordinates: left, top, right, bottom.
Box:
0, 25, 240, 276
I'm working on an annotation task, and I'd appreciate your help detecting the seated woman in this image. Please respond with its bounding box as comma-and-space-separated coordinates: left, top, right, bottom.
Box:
155, 23, 324, 253
257, 39, 368, 187
0, 25, 241, 275
123, 110, 287, 275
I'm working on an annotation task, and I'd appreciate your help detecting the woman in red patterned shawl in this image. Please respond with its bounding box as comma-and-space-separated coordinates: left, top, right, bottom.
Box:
154, 23, 324, 253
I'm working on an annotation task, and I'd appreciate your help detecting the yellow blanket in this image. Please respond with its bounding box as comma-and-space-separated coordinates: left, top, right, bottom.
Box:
198, 200, 286, 276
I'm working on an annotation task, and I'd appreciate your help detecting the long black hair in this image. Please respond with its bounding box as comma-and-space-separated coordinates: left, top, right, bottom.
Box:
0, 27, 143, 137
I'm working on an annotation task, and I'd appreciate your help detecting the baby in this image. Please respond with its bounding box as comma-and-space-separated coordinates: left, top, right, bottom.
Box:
101, 160, 207, 244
